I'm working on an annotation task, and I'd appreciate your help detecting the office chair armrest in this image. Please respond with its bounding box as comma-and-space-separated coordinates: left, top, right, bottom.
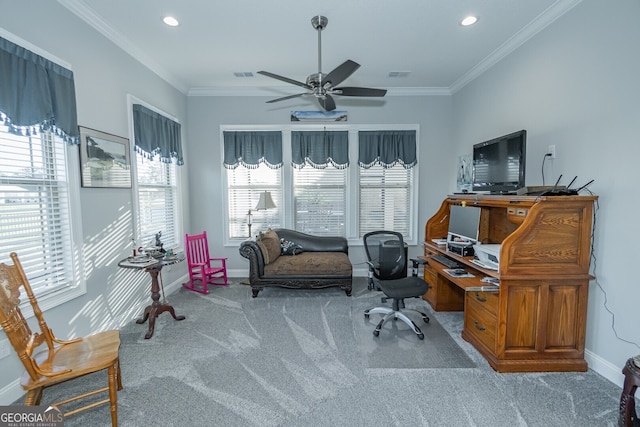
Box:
409, 257, 427, 277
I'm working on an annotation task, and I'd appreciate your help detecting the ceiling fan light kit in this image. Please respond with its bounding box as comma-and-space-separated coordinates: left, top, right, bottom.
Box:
258, 16, 387, 111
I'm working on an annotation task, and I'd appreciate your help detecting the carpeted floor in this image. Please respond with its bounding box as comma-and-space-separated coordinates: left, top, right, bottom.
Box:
20, 278, 624, 426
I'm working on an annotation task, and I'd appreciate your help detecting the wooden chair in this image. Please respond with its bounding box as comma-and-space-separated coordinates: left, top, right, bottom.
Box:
0, 252, 122, 426
182, 231, 228, 294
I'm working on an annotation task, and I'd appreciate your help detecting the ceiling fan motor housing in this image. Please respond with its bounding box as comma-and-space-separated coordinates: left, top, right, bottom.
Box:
311, 15, 328, 30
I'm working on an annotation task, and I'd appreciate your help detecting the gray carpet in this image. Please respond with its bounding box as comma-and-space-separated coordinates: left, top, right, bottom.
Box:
18, 278, 625, 426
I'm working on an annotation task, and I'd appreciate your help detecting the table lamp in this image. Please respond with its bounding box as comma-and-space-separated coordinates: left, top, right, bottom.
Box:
248, 191, 276, 237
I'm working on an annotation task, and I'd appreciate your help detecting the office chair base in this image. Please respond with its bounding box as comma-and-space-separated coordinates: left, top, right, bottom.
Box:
364, 307, 429, 340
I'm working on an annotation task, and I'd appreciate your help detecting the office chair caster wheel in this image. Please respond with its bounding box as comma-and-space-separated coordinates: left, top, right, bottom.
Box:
424, 317, 430, 323
417, 333, 424, 340
373, 329, 380, 337
364, 313, 370, 319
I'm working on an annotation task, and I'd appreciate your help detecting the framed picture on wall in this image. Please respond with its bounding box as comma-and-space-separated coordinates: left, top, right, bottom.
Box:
79, 126, 132, 188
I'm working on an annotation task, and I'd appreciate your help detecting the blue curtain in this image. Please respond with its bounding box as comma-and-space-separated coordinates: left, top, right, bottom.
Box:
358, 130, 417, 169
0, 36, 79, 144
132, 104, 183, 165
291, 131, 349, 169
223, 131, 283, 169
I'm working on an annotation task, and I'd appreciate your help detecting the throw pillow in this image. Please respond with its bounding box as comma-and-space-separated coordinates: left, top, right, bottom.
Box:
280, 239, 303, 256
256, 229, 281, 264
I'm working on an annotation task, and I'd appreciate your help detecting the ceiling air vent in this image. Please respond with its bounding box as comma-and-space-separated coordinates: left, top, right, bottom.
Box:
388, 71, 411, 78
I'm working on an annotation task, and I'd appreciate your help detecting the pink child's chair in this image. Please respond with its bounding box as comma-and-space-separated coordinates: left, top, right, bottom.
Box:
182, 231, 228, 294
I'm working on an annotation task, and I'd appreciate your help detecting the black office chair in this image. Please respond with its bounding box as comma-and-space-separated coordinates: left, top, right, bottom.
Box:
363, 231, 431, 339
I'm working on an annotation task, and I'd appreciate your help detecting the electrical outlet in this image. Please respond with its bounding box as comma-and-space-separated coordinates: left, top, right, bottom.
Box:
0, 338, 10, 359
548, 144, 556, 159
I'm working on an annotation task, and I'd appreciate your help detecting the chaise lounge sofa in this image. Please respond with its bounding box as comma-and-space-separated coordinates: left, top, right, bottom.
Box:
239, 228, 352, 297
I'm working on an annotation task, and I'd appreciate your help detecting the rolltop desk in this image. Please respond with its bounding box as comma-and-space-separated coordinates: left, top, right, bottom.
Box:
422, 194, 597, 373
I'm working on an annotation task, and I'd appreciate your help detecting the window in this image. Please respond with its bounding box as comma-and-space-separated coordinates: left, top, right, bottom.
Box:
227, 165, 281, 239
359, 164, 413, 236
223, 126, 418, 244
131, 100, 183, 250
0, 124, 84, 304
135, 156, 179, 249
293, 166, 346, 236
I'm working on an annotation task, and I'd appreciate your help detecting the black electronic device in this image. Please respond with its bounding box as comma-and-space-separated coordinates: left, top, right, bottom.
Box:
447, 244, 475, 257
538, 176, 593, 196
472, 130, 527, 194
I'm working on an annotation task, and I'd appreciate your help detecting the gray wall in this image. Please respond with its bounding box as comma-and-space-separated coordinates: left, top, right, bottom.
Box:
451, 0, 640, 383
0, 2, 189, 403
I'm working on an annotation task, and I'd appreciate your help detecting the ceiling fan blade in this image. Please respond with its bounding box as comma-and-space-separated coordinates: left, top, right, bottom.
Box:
317, 94, 336, 111
266, 93, 308, 104
257, 71, 311, 90
323, 60, 360, 87
334, 87, 387, 97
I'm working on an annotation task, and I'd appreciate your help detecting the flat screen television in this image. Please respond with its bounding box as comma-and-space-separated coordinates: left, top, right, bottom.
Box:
472, 130, 526, 194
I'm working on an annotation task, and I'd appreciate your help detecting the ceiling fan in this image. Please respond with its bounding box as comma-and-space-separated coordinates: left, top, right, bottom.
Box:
258, 16, 387, 111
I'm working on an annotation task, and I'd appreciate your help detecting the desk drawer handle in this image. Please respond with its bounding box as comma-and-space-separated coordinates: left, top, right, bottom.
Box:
475, 292, 487, 302
474, 320, 486, 331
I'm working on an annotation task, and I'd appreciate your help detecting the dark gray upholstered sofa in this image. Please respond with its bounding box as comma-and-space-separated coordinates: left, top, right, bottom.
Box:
239, 228, 352, 297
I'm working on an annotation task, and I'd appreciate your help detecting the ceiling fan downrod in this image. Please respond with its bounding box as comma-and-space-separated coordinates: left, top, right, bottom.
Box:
312, 16, 328, 82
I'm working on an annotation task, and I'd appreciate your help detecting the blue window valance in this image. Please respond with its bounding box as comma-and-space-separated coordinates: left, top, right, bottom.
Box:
358, 130, 417, 169
0, 36, 79, 144
223, 131, 283, 169
291, 131, 349, 169
133, 104, 183, 165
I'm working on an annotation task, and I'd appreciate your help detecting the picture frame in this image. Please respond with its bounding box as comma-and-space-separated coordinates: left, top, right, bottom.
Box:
79, 126, 132, 188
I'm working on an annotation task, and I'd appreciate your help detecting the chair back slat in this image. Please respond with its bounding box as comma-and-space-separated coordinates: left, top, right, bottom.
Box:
186, 231, 210, 265
0, 253, 52, 381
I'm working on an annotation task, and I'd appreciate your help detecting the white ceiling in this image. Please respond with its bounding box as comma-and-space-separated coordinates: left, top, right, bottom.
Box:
58, 0, 581, 96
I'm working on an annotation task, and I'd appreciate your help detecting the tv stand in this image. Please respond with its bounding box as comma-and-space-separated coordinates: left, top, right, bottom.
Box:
422, 194, 597, 373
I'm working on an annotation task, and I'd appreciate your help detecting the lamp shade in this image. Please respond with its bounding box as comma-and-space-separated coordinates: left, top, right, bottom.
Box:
255, 191, 276, 210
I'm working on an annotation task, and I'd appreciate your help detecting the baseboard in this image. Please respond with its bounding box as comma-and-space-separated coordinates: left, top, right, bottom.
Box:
585, 349, 624, 387
0, 378, 23, 406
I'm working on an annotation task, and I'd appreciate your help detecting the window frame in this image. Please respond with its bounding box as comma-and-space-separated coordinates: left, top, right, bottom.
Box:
0, 126, 86, 317
221, 124, 419, 246
128, 96, 184, 253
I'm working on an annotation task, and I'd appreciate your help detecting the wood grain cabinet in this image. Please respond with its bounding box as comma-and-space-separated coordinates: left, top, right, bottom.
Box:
423, 195, 597, 372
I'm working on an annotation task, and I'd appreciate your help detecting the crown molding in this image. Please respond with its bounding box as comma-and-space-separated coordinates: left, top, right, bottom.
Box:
57, 0, 581, 98
450, 0, 583, 94
188, 86, 450, 97
57, 0, 189, 94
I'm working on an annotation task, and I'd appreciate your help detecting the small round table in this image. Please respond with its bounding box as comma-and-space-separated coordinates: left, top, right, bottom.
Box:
619, 355, 640, 427
118, 255, 186, 339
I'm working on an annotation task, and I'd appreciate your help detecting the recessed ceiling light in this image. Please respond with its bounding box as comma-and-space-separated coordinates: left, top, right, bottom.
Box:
163, 16, 180, 27
460, 16, 478, 26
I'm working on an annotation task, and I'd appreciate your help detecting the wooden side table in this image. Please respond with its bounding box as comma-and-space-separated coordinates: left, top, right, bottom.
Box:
620, 355, 640, 426
118, 255, 186, 339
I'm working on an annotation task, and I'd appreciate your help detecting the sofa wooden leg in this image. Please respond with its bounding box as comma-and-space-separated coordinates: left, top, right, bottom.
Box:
252, 288, 260, 298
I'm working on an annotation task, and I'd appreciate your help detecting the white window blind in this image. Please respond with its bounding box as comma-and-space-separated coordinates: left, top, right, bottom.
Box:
293, 166, 346, 236
359, 164, 413, 237
0, 126, 74, 296
136, 156, 178, 249
227, 165, 281, 239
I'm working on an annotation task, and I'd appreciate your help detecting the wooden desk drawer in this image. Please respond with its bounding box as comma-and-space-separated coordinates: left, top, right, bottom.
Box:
464, 298, 497, 352
467, 290, 499, 315
424, 267, 437, 287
